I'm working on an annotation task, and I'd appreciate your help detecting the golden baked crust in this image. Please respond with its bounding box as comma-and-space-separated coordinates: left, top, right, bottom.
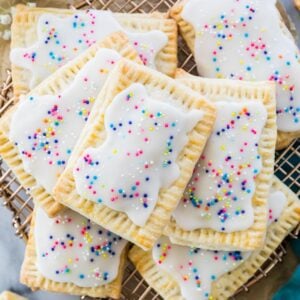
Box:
0, 32, 141, 217
11, 4, 177, 98
163, 69, 277, 251
129, 176, 300, 300
276, 131, 299, 150
169, 1, 300, 150
53, 60, 216, 251
20, 210, 128, 299
169, 1, 194, 56
0, 291, 27, 300
295, 0, 300, 11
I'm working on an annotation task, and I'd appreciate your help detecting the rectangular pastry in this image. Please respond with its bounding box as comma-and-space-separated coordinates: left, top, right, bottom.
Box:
11, 4, 177, 98
0, 291, 27, 300
0, 32, 141, 217
164, 69, 276, 250
53, 59, 216, 250
129, 176, 300, 300
20, 206, 128, 298
170, 0, 300, 149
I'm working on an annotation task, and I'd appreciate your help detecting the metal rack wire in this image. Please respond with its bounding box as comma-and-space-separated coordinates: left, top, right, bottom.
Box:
0, 0, 299, 299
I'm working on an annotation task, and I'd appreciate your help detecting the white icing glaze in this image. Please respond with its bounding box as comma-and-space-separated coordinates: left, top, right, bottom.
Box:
128, 31, 167, 68
35, 207, 127, 287
152, 236, 250, 300
267, 189, 287, 225
152, 189, 287, 299
73, 83, 203, 226
173, 101, 267, 232
9, 48, 122, 193
182, 0, 300, 132
10, 10, 167, 88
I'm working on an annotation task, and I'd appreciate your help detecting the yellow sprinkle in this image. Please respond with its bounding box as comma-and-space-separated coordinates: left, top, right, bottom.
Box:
112, 149, 118, 154
205, 213, 211, 219
283, 85, 289, 91
220, 145, 226, 151
141, 43, 149, 50
99, 68, 108, 74
239, 60, 244, 65
85, 232, 93, 243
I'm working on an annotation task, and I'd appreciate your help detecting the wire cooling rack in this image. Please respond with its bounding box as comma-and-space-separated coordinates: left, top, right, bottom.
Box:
0, 0, 299, 299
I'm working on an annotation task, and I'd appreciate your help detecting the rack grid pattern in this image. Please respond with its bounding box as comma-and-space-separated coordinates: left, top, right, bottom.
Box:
0, 0, 299, 299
